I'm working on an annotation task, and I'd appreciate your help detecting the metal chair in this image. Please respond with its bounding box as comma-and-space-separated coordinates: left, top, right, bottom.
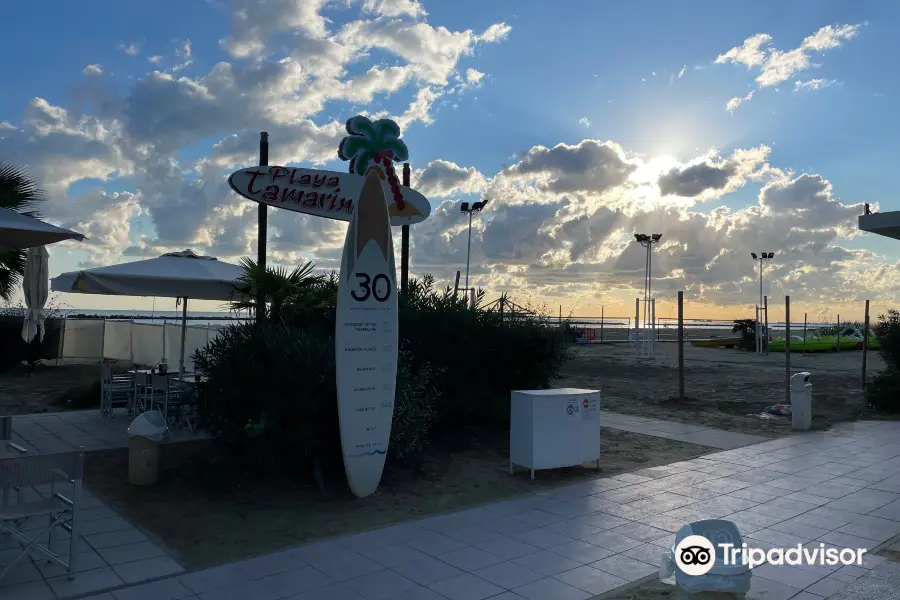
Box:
133, 373, 152, 414
100, 366, 134, 420
0, 451, 84, 582
150, 374, 187, 426
0, 416, 27, 456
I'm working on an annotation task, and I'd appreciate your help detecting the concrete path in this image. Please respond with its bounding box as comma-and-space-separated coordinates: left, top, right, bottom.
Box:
39, 420, 899, 600
598, 410, 768, 449
10, 409, 764, 454
10, 410, 202, 454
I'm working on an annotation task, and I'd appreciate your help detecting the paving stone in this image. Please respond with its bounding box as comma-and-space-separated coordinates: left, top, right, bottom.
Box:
588, 554, 657, 582
436, 546, 505, 572
511, 550, 582, 576
427, 573, 504, 600
48, 566, 125, 598
360, 543, 429, 568
392, 557, 464, 586
113, 556, 183, 583
546, 540, 614, 564
471, 561, 543, 589
259, 566, 335, 597
513, 577, 593, 600
112, 578, 195, 600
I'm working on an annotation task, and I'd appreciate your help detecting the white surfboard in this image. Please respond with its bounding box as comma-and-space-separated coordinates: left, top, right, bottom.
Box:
335, 170, 399, 498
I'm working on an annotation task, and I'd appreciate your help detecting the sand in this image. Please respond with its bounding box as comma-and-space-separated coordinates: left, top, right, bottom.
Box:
557, 341, 890, 437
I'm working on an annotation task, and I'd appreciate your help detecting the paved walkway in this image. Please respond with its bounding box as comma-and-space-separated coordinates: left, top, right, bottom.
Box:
598, 410, 768, 449
37, 420, 900, 600
9, 409, 762, 455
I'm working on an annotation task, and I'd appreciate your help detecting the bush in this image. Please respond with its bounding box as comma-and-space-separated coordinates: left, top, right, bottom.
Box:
0, 315, 63, 371
195, 270, 573, 484
194, 322, 441, 482
868, 309, 900, 413
56, 380, 102, 409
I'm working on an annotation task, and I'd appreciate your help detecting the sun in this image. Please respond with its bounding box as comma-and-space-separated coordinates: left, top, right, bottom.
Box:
629, 155, 681, 185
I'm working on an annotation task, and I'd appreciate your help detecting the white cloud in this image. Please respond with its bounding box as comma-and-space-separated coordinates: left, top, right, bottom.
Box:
678, 65, 686, 78
794, 78, 838, 91
578, 117, 590, 128
83, 64, 103, 76
726, 90, 754, 113
119, 42, 140, 56
716, 24, 859, 110
362, 0, 427, 18
148, 55, 162, 64
477, 23, 512, 43
465, 68, 485, 85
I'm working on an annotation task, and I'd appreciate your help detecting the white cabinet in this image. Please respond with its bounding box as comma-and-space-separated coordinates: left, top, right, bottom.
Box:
509, 388, 601, 479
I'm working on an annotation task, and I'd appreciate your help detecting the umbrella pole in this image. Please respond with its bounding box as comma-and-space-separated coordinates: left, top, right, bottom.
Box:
180, 297, 188, 377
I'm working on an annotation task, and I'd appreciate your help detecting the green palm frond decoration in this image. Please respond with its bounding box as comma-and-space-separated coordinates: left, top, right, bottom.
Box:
0, 162, 46, 301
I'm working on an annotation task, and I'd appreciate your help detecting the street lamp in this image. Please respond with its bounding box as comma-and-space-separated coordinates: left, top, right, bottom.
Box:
634, 233, 662, 330
751, 252, 775, 353
461, 199, 490, 293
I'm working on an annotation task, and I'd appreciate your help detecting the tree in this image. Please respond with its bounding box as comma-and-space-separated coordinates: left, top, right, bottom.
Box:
732, 318, 757, 351
230, 257, 332, 323
0, 163, 46, 301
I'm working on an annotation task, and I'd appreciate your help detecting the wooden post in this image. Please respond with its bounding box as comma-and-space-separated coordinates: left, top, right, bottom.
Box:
401, 163, 411, 294
256, 132, 269, 324
802, 312, 808, 353
862, 300, 870, 391
559, 305, 562, 329
600, 306, 604, 343
453, 271, 460, 298
785, 296, 791, 403
836, 313, 841, 352
678, 291, 684, 401
764, 295, 769, 354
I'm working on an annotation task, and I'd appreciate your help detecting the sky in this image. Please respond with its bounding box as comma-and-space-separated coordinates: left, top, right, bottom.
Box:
1, 0, 899, 322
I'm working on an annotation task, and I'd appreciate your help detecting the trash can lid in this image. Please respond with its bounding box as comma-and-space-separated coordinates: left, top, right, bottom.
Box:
127, 410, 169, 438
790, 371, 811, 387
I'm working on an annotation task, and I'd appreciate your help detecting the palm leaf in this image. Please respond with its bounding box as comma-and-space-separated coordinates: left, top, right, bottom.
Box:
338, 136, 370, 162
0, 162, 45, 215
345, 115, 377, 138
379, 139, 409, 162
372, 119, 402, 143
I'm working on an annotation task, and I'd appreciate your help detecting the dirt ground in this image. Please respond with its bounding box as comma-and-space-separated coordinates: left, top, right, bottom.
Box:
0, 362, 102, 414
557, 342, 892, 437
84, 428, 714, 569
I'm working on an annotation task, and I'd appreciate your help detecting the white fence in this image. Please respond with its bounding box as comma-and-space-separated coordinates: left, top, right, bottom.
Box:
59, 318, 229, 371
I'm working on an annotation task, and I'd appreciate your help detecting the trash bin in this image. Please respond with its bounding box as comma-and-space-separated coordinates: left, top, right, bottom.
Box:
127, 411, 168, 486
660, 519, 752, 598
790, 372, 812, 431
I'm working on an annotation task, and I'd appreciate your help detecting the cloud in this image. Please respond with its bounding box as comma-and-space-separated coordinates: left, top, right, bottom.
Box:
501, 140, 637, 194
578, 117, 590, 128
119, 42, 140, 56
716, 24, 859, 110
148, 55, 162, 64
726, 90, 754, 113
414, 160, 488, 198
465, 68, 485, 85
794, 78, 838, 91
477, 23, 512, 43
362, 0, 427, 18
678, 65, 686, 78
658, 146, 770, 199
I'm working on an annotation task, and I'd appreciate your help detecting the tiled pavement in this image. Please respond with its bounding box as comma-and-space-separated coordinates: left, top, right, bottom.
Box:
10, 410, 202, 454
598, 410, 767, 449
9, 409, 764, 455
27, 419, 896, 600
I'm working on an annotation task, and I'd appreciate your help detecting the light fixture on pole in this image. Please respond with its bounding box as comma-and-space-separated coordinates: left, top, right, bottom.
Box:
634, 233, 662, 356
461, 199, 490, 295
750, 252, 775, 353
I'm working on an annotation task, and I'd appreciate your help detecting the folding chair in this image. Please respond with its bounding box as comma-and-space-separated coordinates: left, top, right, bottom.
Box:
133, 373, 152, 414
0, 451, 84, 582
100, 367, 134, 420
150, 374, 187, 426
169, 381, 198, 432
0, 416, 27, 456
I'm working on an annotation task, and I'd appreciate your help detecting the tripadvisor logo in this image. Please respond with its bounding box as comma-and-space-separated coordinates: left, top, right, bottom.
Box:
674, 535, 868, 575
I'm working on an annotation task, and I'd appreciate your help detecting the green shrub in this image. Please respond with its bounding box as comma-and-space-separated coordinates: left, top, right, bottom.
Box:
56, 380, 102, 409
874, 309, 900, 370
196, 268, 574, 483
194, 322, 441, 482
867, 309, 900, 413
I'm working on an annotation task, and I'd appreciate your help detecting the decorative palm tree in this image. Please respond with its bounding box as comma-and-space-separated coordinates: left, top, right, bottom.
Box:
337, 116, 410, 211
231, 257, 332, 323
0, 163, 46, 301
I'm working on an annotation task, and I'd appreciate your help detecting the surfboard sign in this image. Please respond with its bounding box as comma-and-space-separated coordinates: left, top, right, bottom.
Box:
335, 170, 399, 498
228, 166, 431, 226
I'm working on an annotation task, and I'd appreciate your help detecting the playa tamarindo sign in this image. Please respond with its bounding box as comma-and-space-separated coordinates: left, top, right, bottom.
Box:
228, 116, 423, 498
227, 166, 430, 226
334, 170, 399, 498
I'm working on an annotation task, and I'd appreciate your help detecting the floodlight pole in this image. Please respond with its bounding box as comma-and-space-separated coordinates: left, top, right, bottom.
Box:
465, 210, 473, 291
751, 252, 774, 353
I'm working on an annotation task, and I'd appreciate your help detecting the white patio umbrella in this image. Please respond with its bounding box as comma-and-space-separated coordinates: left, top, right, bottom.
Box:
22, 246, 50, 343
0, 207, 84, 251
51, 250, 248, 375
